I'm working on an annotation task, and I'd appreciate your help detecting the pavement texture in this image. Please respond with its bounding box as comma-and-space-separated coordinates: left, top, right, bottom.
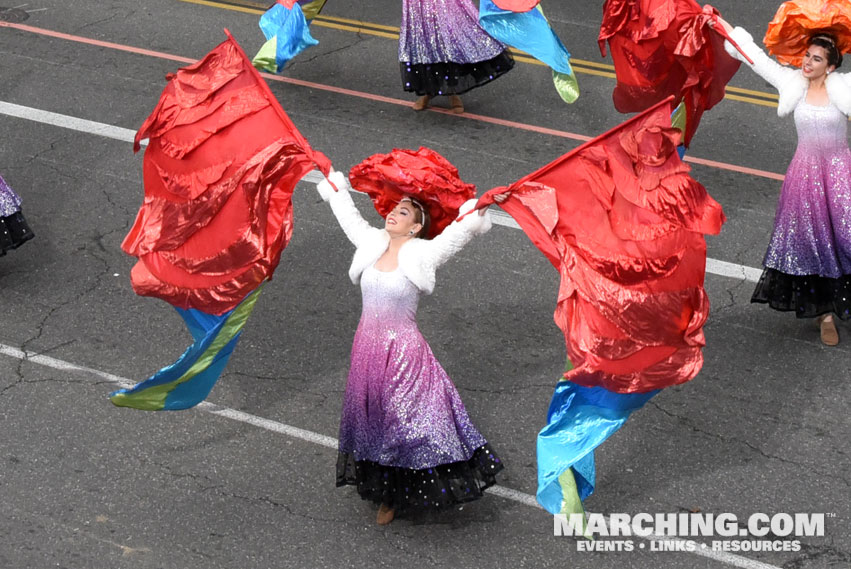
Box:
0, 1, 849, 568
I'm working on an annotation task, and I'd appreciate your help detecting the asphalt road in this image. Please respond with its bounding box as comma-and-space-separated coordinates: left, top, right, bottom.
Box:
0, 1, 849, 568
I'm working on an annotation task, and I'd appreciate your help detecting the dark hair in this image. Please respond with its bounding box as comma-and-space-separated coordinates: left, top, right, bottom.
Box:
402, 196, 430, 239
809, 33, 843, 70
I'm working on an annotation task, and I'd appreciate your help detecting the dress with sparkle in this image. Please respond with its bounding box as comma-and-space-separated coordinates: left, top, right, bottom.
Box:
751, 97, 851, 319
0, 174, 34, 256
400, 0, 514, 96
336, 264, 502, 510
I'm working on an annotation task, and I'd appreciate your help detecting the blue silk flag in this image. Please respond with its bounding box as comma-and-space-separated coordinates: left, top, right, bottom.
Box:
537, 380, 659, 516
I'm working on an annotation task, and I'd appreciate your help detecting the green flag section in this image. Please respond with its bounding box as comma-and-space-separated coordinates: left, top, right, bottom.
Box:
110, 286, 263, 411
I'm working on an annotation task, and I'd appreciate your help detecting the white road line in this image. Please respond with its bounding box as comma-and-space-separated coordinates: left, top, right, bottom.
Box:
0, 101, 142, 146
0, 342, 783, 569
0, 100, 763, 283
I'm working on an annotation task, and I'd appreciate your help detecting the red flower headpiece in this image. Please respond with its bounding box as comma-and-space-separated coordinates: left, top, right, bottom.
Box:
348, 147, 476, 239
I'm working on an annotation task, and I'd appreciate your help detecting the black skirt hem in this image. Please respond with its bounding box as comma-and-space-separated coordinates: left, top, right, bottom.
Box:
400, 51, 514, 96
336, 443, 503, 511
751, 267, 851, 320
0, 211, 34, 255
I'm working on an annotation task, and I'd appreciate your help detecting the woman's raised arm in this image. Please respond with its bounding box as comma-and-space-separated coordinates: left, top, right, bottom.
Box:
317, 170, 377, 249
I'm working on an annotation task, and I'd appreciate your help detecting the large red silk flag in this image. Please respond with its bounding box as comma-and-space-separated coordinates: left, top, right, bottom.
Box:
122, 31, 330, 315
477, 97, 725, 393
598, 0, 741, 147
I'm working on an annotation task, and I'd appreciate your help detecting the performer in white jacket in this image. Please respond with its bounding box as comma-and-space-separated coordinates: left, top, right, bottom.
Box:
716, 16, 851, 345
317, 169, 504, 525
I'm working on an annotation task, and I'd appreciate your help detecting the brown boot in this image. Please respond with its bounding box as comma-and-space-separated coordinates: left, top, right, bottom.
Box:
819, 314, 839, 346
449, 95, 464, 114
377, 503, 395, 525
412, 95, 430, 111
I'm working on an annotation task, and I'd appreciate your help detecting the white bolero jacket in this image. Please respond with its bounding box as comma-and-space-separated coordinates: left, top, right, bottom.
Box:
316, 172, 492, 294
724, 26, 851, 117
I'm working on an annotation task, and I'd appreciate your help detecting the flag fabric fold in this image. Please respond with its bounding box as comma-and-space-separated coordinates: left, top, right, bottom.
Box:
252, 0, 327, 73
598, 0, 741, 146
537, 380, 658, 515
115, 31, 329, 411
110, 286, 264, 410
476, 97, 725, 515
479, 0, 579, 103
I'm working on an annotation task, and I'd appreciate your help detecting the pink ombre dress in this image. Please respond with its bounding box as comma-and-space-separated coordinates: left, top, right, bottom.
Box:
336, 264, 502, 511
751, 97, 851, 319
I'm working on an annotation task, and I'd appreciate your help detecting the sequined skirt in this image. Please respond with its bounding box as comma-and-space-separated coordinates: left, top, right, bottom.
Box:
336, 443, 503, 511
751, 268, 851, 320
763, 147, 851, 278
0, 211, 34, 255
400, 51, 514, 96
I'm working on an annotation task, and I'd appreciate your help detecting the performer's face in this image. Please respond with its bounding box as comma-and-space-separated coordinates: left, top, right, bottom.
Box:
385, 199, 423, 238
802, 45, 833, 79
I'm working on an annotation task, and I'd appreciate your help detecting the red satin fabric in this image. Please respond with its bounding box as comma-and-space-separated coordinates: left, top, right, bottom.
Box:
764, 0, 851, 67
492, 0, 540, 12
348, 147, 476, 239
598, 0, 740, 147
477, 98, 725, 393
123, 34, 330, 315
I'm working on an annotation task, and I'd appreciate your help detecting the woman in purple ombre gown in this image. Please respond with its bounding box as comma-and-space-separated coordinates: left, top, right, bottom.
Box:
400, 0, 514, 113
720, 19, 851, 345
316, 170, 503, 525
0, 174, 34, 256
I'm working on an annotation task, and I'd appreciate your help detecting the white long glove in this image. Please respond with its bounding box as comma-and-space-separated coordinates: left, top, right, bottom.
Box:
316, 170, 351, 201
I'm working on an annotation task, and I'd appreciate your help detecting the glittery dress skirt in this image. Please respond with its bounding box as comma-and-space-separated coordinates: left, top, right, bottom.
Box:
336, 266, 502, 510
0, 175, 34, 255
751, 101, 851, 320
399, 0, 514, 96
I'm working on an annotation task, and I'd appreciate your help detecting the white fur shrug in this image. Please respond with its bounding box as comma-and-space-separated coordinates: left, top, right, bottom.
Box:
316, 172, 492, 294
724, 26, 851, 117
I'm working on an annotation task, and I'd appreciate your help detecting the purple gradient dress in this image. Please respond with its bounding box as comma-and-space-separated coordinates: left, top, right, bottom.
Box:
751, 97, 851, 319
399, 0, 514, 96
0, 174, 34, 256
336, 264, 502, 511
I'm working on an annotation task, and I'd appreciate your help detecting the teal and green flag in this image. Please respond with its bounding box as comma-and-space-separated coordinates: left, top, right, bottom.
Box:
479, 0, 579, 103
253, 0, 327, 73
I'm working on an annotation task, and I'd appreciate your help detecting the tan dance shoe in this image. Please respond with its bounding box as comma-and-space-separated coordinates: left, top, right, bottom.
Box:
449, 95, 464, 114
376, 503, 395, 525
819, 314, 839, 346
412, 95, 430, 111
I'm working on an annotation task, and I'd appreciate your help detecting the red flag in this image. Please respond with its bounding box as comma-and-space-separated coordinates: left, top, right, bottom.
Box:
477, 97, 725, 393
598, 0, 741, 147
122, 31, 330, 315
